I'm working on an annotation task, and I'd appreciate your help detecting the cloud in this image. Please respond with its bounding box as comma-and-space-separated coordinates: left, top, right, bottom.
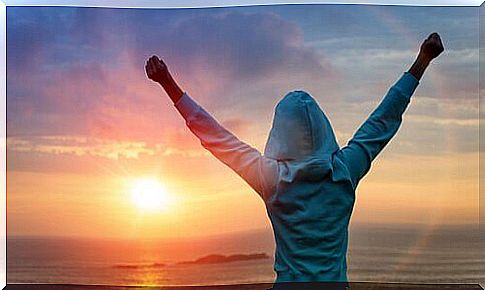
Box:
321, 47, 478, 102
7, 136, 155, 160
7, 8, 333, 141
5, 135, 218, 180
128, 10, 334, 100
7, 135, 210, 161
6, 6, 479, 169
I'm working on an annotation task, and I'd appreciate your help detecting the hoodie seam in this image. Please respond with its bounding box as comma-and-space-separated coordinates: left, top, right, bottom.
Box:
303, 100, 315, 153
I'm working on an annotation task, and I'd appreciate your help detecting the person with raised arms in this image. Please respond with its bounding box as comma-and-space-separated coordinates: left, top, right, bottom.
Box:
145, 32, 444, 290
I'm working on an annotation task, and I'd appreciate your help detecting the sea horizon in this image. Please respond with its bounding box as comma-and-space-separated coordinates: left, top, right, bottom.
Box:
7, 223, 484, 286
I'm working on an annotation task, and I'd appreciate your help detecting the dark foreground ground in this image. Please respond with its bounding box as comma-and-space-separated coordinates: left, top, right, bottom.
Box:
5, 283, 484, 290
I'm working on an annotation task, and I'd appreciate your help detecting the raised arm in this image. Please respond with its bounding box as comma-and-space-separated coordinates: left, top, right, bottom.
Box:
145, 56, 278, 201
336, 32, 444, 189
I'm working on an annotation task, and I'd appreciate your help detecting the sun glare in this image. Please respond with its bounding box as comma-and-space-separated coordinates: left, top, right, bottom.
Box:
130, 178, 174, 211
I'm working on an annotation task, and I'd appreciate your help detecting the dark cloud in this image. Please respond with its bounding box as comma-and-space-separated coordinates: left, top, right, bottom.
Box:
127, 10, 332, 98
7, 7, 332, 141
6, 6, 478, 161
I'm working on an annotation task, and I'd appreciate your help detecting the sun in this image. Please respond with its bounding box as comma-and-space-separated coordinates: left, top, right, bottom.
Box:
129, 178, 174, 211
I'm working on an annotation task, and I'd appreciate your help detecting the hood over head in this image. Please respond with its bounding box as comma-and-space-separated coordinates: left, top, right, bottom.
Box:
264, 90, 340, 161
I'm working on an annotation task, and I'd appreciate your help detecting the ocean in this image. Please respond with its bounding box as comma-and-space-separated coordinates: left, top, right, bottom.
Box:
7, 224, 484, 286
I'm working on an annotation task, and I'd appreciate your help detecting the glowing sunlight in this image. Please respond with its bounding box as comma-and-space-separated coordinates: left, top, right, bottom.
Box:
129, 178, 175, 212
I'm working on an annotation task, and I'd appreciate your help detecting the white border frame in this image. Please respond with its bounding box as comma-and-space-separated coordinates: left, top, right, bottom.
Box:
2, 0, 485, 7
1, 0, 6, 288
1, 1, 483, 289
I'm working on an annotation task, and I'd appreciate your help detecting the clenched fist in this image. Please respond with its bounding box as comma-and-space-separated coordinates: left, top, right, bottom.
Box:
145, 55, 170, 84
419, 32, 444, 62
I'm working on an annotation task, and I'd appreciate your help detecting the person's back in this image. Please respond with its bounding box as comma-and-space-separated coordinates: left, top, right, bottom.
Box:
262, 72, 419, 283
145, 32, 444, 288
263, 90, 354, 282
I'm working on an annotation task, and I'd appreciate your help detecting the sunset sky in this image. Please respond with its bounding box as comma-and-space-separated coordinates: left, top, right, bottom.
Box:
7, 4, 479, 239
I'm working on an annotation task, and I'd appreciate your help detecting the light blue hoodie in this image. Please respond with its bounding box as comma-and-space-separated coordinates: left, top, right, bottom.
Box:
174, 72, 419, 282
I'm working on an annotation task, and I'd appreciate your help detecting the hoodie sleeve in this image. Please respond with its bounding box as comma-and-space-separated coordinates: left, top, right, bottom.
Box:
174, 92, 279, 202
336, 72, 419, 189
